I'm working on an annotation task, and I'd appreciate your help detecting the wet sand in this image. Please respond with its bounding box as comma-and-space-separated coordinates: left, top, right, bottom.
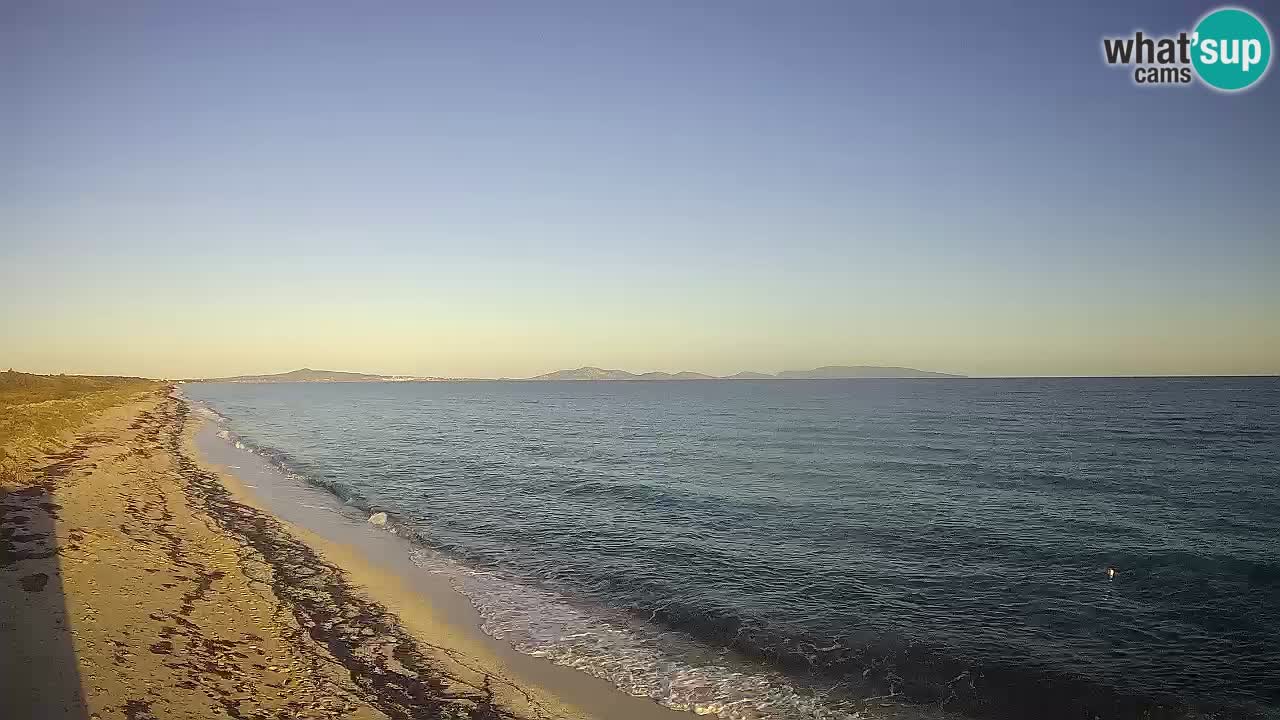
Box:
1, 388, 685, 719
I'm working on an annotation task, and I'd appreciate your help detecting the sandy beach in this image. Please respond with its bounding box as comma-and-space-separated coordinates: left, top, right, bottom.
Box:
2, 387, 683, 720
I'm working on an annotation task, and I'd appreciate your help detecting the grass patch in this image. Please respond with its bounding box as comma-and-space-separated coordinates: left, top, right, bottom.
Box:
0, 370, 163, 481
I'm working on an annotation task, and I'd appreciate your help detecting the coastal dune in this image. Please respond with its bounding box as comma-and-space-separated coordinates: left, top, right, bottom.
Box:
1, 384, 680, 719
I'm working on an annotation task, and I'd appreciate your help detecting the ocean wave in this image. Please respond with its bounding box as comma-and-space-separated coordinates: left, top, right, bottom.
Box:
405, 545, 903, 720
210, 427, 375, 511
189, 401, 230, 425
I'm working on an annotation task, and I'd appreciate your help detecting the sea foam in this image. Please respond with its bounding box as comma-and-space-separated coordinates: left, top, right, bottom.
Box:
404, 545, 903, 720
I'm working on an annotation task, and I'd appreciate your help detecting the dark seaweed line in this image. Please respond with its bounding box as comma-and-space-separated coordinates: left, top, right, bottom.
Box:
162, 394, 560, 720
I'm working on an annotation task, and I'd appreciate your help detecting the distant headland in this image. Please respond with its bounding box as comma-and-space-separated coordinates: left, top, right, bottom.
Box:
184, 368, 445, 383
186, 365, 965, 383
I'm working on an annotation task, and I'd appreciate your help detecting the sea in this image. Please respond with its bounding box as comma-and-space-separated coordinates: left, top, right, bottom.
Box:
180, 377, 1280, 720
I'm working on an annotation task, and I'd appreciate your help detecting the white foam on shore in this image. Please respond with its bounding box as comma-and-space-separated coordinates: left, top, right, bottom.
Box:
193, 404, 230, 424
405, 546, 899, 720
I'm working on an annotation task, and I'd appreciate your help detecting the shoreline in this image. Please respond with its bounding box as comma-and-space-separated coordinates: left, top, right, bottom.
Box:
180, 394, 689, 720
2, 388, 686, 719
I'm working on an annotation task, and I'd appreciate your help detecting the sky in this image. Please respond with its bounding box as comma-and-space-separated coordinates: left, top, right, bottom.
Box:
2, 0, 1278, 378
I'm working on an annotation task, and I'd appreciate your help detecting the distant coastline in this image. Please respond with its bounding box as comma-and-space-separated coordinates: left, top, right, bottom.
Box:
184, 368, 452, 384
521, 365, 965, 381
186, 365, 966, 384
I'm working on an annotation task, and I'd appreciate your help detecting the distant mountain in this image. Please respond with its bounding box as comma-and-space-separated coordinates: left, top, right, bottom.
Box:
638, 371, 718, 380
529, 367, 725, 381
525, 365, 963, 381
191, 368, 441, 383
774, 365, 963, 379
528, 367, 641, 381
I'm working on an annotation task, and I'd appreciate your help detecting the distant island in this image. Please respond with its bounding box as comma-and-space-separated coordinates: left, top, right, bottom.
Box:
186, 368, 447, 383
187, 365, 963, 383
528, 368, 717, 381
525, 365, 964, 381
775, 365, 963, 379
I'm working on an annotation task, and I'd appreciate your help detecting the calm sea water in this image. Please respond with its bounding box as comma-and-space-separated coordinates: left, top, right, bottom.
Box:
182, 378, 1280, 720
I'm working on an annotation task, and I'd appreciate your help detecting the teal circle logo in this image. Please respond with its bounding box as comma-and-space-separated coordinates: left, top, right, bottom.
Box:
1192, 7, 1272, 91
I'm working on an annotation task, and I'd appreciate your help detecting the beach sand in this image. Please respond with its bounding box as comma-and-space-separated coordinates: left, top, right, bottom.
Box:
2, 388, 685, 720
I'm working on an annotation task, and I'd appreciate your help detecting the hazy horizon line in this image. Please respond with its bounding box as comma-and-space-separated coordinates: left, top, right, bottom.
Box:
7, 366, 1278, 381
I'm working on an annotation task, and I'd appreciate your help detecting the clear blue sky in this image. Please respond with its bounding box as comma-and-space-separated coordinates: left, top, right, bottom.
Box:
3, 1, 1277, 377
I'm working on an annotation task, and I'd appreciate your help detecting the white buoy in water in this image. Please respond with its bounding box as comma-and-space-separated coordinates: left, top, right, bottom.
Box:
368, 512, 388, 526
1107, 567, 1117, 580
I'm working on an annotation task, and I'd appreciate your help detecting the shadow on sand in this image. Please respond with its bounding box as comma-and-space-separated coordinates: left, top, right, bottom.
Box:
1, 481, 89, 719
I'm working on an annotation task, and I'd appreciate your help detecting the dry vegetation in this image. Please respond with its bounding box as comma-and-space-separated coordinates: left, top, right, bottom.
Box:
0, 370, 162, 481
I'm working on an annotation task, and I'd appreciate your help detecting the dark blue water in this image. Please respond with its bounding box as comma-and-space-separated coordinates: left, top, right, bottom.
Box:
182, 378, 1280, 719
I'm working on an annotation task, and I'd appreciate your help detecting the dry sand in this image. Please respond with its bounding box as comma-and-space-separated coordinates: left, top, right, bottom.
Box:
1, 388, 686, 720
